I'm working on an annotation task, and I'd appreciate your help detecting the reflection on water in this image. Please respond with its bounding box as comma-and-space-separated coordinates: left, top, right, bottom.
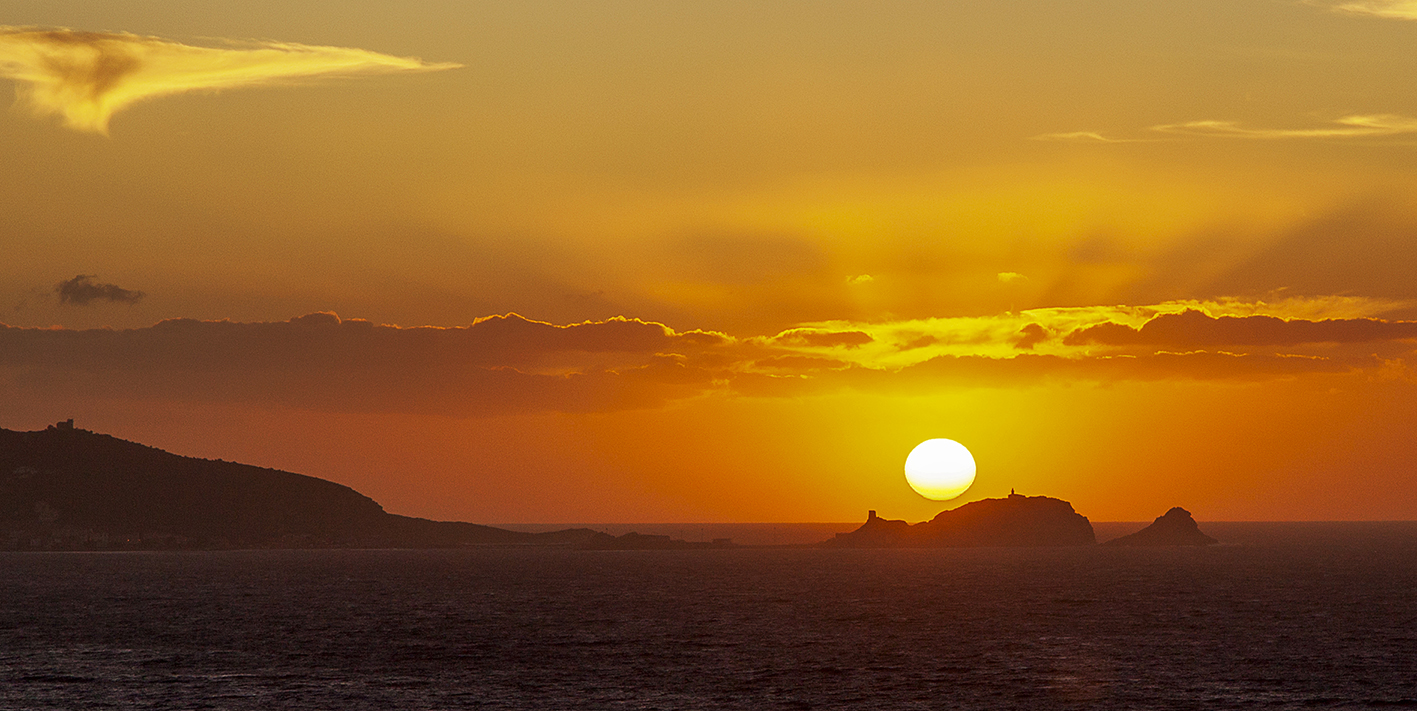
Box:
2, 524, 1415, 710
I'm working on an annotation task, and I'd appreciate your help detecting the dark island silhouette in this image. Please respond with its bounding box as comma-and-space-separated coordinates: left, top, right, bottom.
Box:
822, 492, 1098, 548
1103, 507, 1218, 546
0, 421, 724, 551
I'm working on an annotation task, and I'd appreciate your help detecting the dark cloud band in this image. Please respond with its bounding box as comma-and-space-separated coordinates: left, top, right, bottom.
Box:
0, 310, 1400, 418
1065, 310, 1417, 348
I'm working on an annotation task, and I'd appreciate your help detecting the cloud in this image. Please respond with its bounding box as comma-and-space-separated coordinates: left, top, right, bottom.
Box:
997, 272, 1028, 284
1, 303, 1407, 418
55, 275, 144, 305
0, 26, 459, 134
845, 274, 874, 285
1013, 323, 1049, 350
751, 354, 851, 372
891, 351, 1353, 386
772, 328, 875, 348
1152, 114, 1417, 139
0, 312, 734, 417
736, 350, 1359, 399
1325, 0, 1417, 19
1065, 310, 1417, 348
1041, 115, 1417, 146
778, 295, 1409, 367
1029, 131, 1149, 143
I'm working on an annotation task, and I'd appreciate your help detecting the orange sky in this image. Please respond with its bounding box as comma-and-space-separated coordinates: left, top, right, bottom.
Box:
3, 1, 1416, 522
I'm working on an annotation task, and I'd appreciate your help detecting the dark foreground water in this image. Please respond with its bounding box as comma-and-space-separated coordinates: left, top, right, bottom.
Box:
2, 525, 1416, 710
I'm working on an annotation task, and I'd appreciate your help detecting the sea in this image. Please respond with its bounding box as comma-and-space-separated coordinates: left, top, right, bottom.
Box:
2, 522, 1415, 710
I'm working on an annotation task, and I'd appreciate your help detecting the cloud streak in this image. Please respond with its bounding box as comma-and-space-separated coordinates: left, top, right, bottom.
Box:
0, 26, 460, 134
1326, 0, 1417, 19
1029, 131, 1151, 143
1153, 114, 1417, 139
1042, 115, 1417, 144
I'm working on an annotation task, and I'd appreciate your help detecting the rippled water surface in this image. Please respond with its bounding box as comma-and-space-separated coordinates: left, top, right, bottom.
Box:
3, 527, 1416, 709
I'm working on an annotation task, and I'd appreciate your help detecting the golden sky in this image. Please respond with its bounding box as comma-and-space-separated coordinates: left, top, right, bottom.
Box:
3, 1, 1417, 522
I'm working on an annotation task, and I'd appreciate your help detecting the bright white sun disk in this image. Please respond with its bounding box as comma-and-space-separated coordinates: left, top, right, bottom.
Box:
904, 439, 977, 500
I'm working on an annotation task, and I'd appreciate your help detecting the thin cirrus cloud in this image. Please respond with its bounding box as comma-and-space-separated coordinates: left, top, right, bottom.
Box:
1153, 114, 1417, 139
0, 26, 460, 134
1324, 0, 1417, 19
1035, 115, 1417, 143
1029, 131, 1153, 143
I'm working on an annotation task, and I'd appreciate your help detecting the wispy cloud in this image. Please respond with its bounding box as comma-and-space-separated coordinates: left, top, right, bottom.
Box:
0, 27, 460, 134
1038, 114, 1417, 144
1325, 0, 1417, 19
1152, 114, 1417, 139
1029, 131, 1148, 143
55, 275, 144, 305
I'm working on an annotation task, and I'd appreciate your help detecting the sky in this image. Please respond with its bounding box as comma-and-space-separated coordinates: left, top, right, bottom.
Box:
3, 0, 1417, 523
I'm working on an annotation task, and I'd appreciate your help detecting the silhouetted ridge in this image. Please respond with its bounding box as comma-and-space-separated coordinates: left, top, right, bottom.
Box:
822, 494, 1096, 548
0, 423, 604, 549
1104, 507, 1218, 546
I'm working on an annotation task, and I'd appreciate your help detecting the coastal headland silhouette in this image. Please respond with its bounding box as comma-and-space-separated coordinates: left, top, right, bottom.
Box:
0, 422, 732, 550
2, 422, 1217, 550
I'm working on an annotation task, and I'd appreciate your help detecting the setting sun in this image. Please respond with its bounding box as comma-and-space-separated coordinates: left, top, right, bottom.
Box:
4, 1, 1417, 522
904, 439, 977, 501
3, 3, 1416, 706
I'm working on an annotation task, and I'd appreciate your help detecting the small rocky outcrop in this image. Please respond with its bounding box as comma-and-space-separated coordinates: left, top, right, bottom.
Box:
821, 494, 1096, 548
818, 510, 913, 548
1103, 507, 1218, 547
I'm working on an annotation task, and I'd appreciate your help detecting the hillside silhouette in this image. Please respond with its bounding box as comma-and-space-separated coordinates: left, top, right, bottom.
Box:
0, 422, 613, 550
822, 493, 1097, 547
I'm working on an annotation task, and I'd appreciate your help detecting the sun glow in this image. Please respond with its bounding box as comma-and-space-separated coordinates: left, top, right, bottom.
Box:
904, 439, 977, 501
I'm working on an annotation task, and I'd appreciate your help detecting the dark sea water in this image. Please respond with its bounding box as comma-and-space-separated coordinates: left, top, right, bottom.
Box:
3, 524, 1416, 710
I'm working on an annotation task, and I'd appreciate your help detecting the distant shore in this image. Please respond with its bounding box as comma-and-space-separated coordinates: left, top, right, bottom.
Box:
489, 521, 1417, 548
3, 522, 1414, 551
